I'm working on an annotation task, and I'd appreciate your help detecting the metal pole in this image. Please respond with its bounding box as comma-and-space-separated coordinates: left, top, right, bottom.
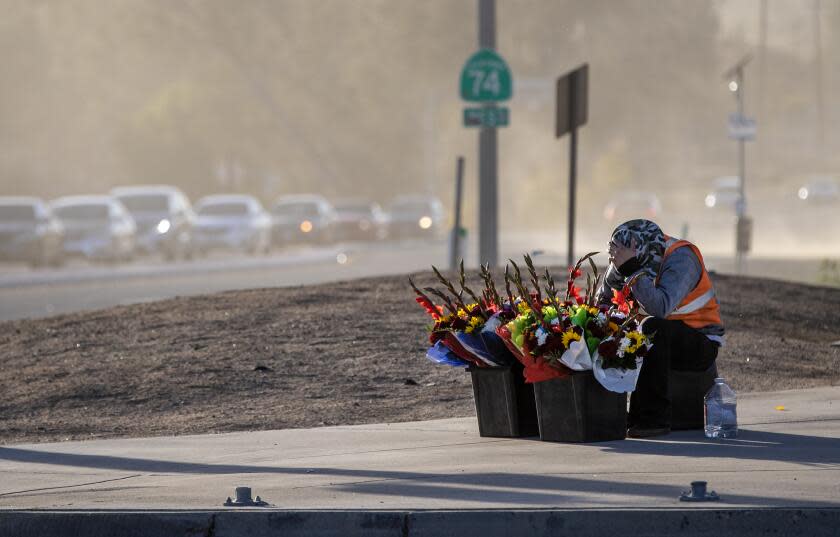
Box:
758, 0, 767, 178
813, 0, 825, 156
568, 127, 578, 269
477, 0, 498, 267
449, 156, 465, 270
736, 67, 746, 274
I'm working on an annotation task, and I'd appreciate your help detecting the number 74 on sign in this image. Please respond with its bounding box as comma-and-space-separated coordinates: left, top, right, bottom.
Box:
459, 49, 513, 103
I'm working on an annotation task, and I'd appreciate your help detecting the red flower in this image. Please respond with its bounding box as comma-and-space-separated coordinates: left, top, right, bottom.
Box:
415, 296, 441, 320
598, 337, 620, 359
567, 281, 583, 303
611, 288, 631, 315
568, 266, 582, 279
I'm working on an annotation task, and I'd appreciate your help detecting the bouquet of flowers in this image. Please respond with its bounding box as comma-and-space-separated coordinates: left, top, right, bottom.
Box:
494, 253, 620, 382
410, 262, 516, 368
411, 254, 655, 393
592, 316, 653, 393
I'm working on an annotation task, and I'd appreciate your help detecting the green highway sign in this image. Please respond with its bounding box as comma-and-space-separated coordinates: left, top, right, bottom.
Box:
463, 106, 509, 128
460, 49, 513, 102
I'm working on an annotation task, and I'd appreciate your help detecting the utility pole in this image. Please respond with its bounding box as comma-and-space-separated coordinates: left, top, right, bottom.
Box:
477, 0, 498, 267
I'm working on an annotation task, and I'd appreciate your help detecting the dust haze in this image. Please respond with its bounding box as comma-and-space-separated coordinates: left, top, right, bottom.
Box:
2, 0, 838, 257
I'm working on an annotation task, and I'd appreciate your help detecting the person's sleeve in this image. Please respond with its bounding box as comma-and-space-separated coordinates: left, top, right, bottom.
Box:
628, 246, 702, 318
596, 263, 626, 307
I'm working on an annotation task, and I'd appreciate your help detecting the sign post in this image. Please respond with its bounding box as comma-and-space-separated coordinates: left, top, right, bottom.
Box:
556, 64, 589, 268
460, 0, 511, 268
724, 55, 754, 274
449, 156, 466, 270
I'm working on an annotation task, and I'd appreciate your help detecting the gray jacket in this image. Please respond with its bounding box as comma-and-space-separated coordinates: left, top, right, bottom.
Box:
596, 246, 725, 344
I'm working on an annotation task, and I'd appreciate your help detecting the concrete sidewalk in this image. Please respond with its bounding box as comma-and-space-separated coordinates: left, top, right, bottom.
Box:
1, 386, 839, 535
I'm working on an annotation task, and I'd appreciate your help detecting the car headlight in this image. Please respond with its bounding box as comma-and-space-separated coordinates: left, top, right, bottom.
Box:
798, 187, 809, 200
156, 219, 171, 234
418, 216, 433, 229
300, 220, 313, 233
704, 194, 716, 208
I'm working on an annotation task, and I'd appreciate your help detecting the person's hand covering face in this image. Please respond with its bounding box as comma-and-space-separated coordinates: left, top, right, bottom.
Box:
609, 237, 638, 268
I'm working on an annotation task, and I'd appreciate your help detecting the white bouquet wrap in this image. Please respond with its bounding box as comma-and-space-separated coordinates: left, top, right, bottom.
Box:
593, 351, 643, 393
558, 338, 593, 371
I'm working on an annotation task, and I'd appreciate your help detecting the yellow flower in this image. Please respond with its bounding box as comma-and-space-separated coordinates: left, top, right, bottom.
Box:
517, 301, 531, 315
561, 329, 581, 349
625, 331, 647, 353
464, 316, 483, 334
457, 308, 468, 319
587, 306, 599, 316
608, 322, 619, 334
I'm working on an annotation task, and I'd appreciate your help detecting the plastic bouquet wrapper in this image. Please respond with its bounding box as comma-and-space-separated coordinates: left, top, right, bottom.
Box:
425, 340, 470, 367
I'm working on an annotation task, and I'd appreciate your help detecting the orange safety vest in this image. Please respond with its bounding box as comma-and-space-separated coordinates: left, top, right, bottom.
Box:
655, 237, 723, 330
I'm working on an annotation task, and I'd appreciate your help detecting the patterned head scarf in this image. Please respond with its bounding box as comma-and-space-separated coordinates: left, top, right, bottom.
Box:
610, 219, 668, 277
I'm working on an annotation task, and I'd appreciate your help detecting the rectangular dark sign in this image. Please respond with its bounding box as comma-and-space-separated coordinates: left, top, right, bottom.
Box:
556, 64, 588, 138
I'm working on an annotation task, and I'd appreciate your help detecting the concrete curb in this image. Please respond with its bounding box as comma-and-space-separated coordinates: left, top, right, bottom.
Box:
2, 508, 839, 537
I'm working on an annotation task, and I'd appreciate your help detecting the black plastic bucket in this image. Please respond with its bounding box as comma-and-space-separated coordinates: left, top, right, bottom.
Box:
533, 371, 627, 442
468, 363, 539, 438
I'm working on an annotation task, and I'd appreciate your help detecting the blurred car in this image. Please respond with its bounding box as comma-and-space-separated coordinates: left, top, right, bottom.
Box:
0, 197, 64, 267
192, 194, 271, 255
704, 176, 741, 210
50, 195, 136, 262
797, 175, 840, 203
270, 194, 336, 246
387, 195, 445, 239
111, 185, 195, 260
332, 198, 388, 241
602, 191, 662, 224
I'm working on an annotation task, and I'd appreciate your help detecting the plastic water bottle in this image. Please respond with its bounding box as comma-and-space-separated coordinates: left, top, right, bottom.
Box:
704, 377, 737, 438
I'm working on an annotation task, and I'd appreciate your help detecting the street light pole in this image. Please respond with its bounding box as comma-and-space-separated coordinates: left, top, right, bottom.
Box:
735, 66, 747, 274
736, 66, 746, 215
725, 55, 752, 274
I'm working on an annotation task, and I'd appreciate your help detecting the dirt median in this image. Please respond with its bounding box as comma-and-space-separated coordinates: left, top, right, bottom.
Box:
1, 270, 839, 444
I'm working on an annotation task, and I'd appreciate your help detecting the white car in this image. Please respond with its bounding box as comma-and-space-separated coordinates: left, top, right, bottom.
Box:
332, 198, 388, 241
192, 194, 272, 255
0, 197, 64, 267
50, 195, 136, 262
797, 176, 840, 203
387, 195, 445, 239
270, 194, 336, 246
602, 192, 662, 224
704, 176, 741, 210
111, 185, 195, 260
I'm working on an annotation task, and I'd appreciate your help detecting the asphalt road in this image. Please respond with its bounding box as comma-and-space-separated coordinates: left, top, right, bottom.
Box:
0, 241, 449, 321
0, 237, 835, 322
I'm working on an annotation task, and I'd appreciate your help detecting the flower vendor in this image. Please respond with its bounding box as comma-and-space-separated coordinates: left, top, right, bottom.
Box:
597, 219, 724, 438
